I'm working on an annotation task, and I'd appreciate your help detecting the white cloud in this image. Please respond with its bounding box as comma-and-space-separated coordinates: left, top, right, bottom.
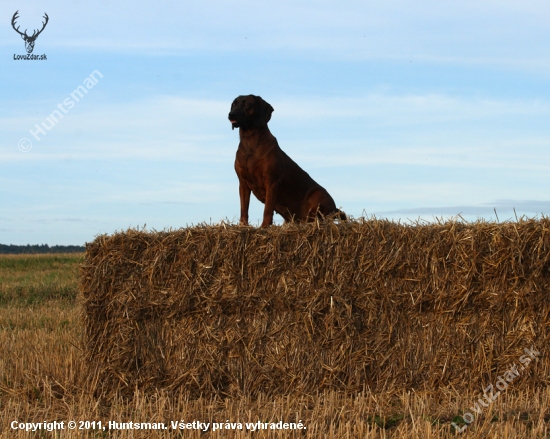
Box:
273, 93, 550, 124
376, 199, 550, 217
2, 93, 549, 171
1, 0, 549, 68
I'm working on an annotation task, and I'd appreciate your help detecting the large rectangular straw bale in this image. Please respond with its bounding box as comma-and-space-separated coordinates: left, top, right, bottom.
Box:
81, 218, 550, 396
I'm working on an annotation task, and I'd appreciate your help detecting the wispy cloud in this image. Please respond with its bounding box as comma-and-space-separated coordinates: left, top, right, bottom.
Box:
377, 199, 550, 216
2, 1, 549, 68
33, 218, 87, 224
2, 93, 549, 163
274, 94, 550, 123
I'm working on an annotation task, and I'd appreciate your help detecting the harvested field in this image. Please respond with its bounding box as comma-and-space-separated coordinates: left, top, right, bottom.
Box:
2, 218, 550, 438
81, 218, 550, 398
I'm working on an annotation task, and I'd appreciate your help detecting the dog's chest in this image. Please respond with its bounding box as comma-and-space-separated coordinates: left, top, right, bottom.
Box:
235, 154, 269, 197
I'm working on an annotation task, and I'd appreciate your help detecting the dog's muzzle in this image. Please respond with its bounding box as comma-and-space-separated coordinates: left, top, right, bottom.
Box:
228, 113, 239, 130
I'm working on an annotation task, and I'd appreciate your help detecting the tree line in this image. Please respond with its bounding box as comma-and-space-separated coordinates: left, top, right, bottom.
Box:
0, 244, 85, 254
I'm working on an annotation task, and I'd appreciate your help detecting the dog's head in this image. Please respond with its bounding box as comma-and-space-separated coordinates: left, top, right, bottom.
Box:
228, 95, 274, 130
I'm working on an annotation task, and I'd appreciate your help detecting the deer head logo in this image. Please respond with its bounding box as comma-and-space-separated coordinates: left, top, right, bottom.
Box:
11, 11, 49, 54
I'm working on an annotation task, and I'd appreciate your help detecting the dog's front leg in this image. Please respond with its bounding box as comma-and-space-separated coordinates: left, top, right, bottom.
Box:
239, 180, 251, 225
261, 182, 278, 228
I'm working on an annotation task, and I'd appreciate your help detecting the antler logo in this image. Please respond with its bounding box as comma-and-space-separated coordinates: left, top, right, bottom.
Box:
11, 11, 49, 54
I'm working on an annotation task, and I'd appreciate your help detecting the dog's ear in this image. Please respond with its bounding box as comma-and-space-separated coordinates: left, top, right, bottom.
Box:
254, 96, 274, 127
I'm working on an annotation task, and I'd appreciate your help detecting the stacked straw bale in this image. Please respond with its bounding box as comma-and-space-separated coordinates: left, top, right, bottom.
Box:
81, 218, 550, 397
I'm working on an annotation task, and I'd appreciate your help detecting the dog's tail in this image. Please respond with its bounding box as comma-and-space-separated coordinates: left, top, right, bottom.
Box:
325, 209, 347, 221
335, 209, 347, 221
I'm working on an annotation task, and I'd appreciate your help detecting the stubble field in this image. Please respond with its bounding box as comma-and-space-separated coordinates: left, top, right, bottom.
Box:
0, 252, 549, 438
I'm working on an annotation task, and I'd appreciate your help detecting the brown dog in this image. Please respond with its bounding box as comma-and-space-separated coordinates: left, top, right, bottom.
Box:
228, 95, 345, 228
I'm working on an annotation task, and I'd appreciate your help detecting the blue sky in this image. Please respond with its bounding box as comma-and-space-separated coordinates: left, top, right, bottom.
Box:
1, 1, 549, 245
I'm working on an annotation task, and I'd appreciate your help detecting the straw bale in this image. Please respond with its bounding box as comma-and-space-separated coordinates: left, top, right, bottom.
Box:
81, 218, 550, 397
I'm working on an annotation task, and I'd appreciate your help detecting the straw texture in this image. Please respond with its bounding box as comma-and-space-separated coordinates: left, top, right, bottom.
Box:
81, 218, 550, 397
